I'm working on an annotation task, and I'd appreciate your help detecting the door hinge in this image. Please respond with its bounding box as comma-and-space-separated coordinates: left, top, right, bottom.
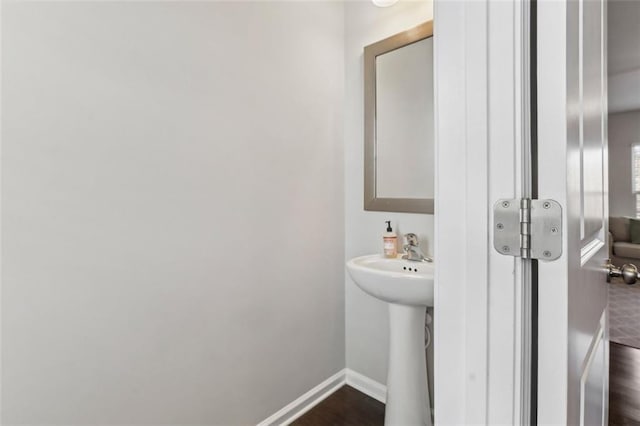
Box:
493, 198, 562, 261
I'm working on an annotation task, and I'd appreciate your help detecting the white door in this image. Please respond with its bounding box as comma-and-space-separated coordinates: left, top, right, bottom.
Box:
537, 0, 609, 424
435, 0, 609, 423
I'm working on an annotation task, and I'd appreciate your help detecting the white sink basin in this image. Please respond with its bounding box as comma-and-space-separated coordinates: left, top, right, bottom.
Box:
347, 254, 434, 426
346, 254, 434, 307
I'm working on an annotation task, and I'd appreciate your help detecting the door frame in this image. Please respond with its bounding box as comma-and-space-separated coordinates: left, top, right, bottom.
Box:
434, 0, 534, 423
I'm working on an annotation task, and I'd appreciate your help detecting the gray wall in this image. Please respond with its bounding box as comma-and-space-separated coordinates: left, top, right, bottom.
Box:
609, 111, 640, 218
344, 0, 434, 398
608, 0, 640, 76
1, 2, 345, 424
608, 0, 640, 113
608, 1, 640, 218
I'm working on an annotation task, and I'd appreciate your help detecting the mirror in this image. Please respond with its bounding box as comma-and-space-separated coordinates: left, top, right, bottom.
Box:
364, 21, 434, 214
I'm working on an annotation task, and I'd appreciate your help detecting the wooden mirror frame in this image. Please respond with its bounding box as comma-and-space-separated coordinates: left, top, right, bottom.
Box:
364, 21, 434, 214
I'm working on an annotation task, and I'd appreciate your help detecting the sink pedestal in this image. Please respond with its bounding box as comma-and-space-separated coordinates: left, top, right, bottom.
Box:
386, 304, 431, 426
345, 255, 434, 426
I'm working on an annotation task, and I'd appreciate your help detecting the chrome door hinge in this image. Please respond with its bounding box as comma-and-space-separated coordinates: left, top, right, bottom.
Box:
493, 198, 562, 261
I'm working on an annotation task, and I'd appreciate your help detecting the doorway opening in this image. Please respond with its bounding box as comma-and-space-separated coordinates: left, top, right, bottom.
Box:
606, 0, 640, 423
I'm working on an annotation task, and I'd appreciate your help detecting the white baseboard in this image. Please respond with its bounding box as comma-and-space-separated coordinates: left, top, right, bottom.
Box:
257, 368, 387, 426
257, 369, 347, 426
345, 369, 387, 404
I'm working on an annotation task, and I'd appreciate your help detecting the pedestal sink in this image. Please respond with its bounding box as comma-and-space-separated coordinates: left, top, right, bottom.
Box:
346, 254, 434, 426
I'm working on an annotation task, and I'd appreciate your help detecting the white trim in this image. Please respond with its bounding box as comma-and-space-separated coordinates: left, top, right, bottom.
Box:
345, 369, 387, 403
487, 1, 529, 423
435, 0, 528, 423
256, 369, 387, 426
433, 1, 488, 425
256, 369, 347, 426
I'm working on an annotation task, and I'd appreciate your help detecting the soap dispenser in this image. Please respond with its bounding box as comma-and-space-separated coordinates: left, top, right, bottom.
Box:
383, 221, 398, 258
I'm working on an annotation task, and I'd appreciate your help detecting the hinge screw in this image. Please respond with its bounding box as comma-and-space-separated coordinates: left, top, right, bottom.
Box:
543, 250, 552, 257
502, 201, 510, 208
502, 246, 510, 253
543, 201, 551, 209
497, 223, 504, 230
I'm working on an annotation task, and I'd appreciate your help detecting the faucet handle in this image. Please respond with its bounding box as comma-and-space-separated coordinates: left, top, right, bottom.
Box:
404, 233, 419, 246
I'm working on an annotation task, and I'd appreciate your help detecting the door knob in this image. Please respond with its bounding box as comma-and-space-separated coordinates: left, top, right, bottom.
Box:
606, 259, 639, 285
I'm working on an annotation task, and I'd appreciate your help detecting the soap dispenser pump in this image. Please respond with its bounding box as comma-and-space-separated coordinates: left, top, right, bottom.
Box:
383, 221, 398, 258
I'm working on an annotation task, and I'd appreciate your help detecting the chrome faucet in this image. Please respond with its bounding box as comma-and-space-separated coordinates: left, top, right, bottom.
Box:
402, 233, 432, 262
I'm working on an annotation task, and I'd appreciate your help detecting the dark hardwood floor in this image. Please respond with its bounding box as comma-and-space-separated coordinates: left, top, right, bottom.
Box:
610, 342, 640, 425
291, 385, 385, 426
291, 344, 639, 426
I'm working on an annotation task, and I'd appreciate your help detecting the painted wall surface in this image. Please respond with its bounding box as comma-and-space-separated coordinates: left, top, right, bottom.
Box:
344, 0, 434, 400
1, 2, 345, 424
609, 111, 640, 218
608, 0, 640, 113
609, 69, 640, 114
608, 0, 640, 76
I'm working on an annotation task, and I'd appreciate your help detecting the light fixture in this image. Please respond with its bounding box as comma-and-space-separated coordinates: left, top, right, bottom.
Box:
372, 0, 399, 7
